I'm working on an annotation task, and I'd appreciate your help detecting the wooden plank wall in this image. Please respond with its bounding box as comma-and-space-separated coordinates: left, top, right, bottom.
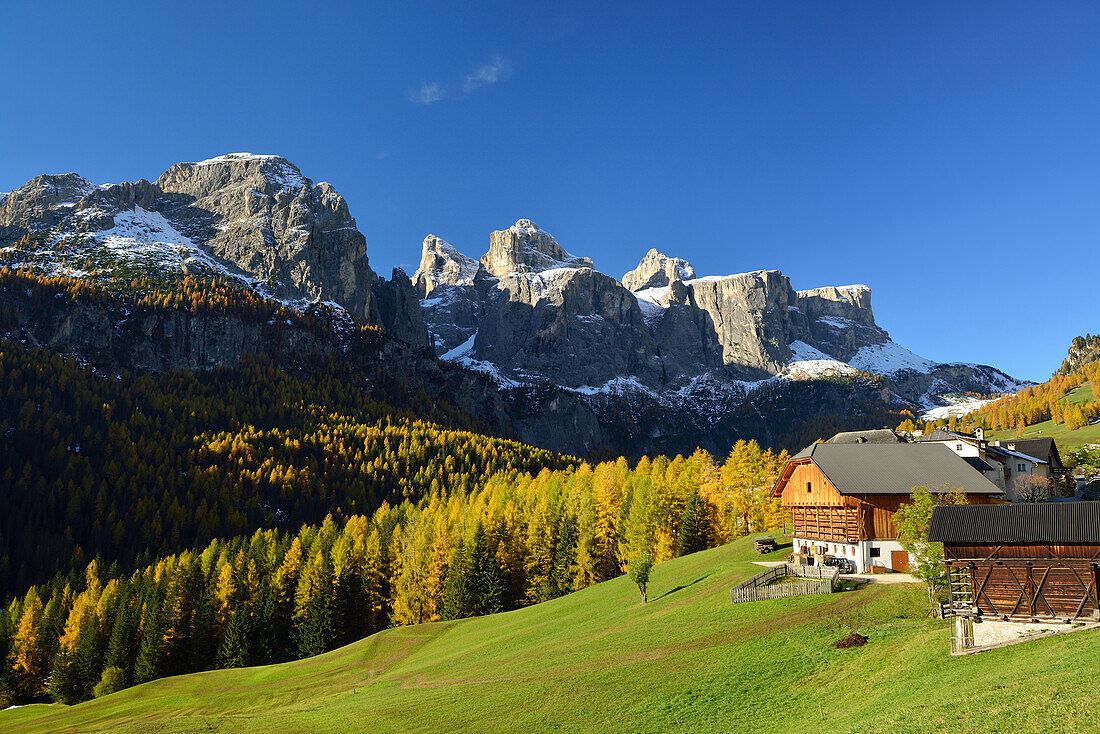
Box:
946, 544, 1100, 621
779, 462, 851, 507
946, 544, 1100, 561
789, 506, 860, 542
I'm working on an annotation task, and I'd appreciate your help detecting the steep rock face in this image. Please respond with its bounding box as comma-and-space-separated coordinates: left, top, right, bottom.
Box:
371, 268, 429, 347
480, 220, 593, 277
789, 285, 888, 362
0, 154, 428, 347
680, 271, 793, 378
0, 173, 97, 242
154, 154, 380, 322
475, 265, 661, 388
413, 234, 479, 298
622, 249, 695, 291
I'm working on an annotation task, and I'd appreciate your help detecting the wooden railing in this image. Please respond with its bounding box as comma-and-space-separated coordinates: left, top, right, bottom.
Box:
730, 563, 840, 604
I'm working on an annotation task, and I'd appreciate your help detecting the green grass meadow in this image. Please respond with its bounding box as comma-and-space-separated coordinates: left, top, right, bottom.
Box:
3, 536, 1098, 734
988, 381, 1100, 452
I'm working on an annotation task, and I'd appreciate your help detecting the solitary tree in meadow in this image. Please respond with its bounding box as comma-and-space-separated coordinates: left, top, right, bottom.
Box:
628, 553, 653, 604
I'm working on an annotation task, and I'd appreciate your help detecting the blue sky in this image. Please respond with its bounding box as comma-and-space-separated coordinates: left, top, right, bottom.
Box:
2, 1, 1097, 381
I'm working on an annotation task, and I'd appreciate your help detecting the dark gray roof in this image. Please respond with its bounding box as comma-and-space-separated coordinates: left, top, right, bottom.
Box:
916, 429, 976, 444
824, 429, 904, 445
791, 443, 1004, 496
992, 438, 1061, 466
963, 456, 997, 473
929, 502, 1100, 544
985, 445, 1047, 465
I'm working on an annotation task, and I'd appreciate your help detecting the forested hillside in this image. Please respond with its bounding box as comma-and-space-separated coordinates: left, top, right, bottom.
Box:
0, 338, 571, 599
0, 443, 785, 706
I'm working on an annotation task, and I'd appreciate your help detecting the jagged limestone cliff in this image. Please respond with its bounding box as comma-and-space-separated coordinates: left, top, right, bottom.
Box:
0, 154, 427, 346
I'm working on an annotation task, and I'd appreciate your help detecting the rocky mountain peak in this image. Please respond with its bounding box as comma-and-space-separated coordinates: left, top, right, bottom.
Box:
413, 234, 479, 298
622, 248, 696, 291
794, 284, 876, 328
480, 219, 594, 277
155, 153, 310, 199
0, 173, 98, 238
0, 154, 429, 347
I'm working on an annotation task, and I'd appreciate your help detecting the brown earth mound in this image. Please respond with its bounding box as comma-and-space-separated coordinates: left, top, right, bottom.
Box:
833, 633, 868, 649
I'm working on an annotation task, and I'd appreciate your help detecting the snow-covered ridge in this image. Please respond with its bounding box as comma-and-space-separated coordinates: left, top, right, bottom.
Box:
849, 341, 936, 375
785, 340, 859, 379
186, 153, 308, 192
683, 270, 773, 286
192, 153, 282, 165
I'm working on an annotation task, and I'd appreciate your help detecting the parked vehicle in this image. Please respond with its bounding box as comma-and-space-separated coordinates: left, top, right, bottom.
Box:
822, 556, 856, 574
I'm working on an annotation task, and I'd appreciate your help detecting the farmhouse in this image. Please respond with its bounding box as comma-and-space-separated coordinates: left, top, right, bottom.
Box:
929, 502, 1100, 652
773, 442, 1004, 573
917, 428, 1061, 500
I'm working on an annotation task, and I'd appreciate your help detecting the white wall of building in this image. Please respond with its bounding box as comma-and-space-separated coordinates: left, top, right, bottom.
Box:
792, 536, 911, 573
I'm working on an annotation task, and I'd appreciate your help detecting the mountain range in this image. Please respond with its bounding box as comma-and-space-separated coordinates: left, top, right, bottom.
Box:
0, 154, 1026, 455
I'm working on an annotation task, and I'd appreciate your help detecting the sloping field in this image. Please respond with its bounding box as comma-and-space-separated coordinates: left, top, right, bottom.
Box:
987, 381, 1100, 452
3, 537, 1097, 734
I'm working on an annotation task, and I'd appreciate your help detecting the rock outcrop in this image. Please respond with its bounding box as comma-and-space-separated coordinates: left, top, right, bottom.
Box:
0, 173, 97, 242
480, 220, 593, 277
416, 220, 1026, 427
413, 234, 479, 298
622, 249, 695, 291
0, 154, 428, 347
154, 154, 380, 322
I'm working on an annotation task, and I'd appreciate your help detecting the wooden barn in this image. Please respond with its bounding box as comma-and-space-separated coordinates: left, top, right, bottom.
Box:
929, 502, 1100, 652
773, 442, 1004, 573
930, 502, 1100, 621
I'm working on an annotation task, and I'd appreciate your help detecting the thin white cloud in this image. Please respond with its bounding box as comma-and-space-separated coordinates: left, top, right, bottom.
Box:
408, 55, 512, 104
462, 54, 512, 93
410, 81, 446, 105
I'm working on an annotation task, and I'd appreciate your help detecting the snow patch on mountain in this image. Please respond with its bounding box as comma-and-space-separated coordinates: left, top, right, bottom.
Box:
440, 332, 477, 361
785, 341, 859, 379
921, 394, 998, 421
849, 341, 936, 375
633, 286, 669, 323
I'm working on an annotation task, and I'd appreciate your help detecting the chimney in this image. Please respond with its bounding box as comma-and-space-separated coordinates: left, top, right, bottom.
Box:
974, 427, 985, 441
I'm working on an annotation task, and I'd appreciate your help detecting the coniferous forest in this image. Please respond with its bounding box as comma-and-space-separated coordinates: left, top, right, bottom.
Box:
0, 326, 787, 706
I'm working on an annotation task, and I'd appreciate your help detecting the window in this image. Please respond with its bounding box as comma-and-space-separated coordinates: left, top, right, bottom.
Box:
1018, 463, 1026, 473
956, 443, 963, 452
869, 548, 881, 558
806, 481, 812, 494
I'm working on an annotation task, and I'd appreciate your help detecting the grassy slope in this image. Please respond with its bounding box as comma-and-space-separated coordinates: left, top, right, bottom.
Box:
4, 536, 1099, 734
987, 381, 1100, 452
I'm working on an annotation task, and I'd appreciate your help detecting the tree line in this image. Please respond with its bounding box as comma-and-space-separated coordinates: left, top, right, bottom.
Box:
967, 359, 1100, 434
0, 441, 786, 706
0, 339, 572, 599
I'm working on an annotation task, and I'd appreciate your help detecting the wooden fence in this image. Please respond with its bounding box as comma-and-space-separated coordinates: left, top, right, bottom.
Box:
730, 563, 840, 604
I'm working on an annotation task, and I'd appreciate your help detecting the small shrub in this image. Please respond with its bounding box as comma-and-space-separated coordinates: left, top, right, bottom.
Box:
93, 666, 127, 698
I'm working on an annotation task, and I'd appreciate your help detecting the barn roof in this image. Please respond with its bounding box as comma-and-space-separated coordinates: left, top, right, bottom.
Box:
782, 443, 1004, 496
929, 502, 1100, 544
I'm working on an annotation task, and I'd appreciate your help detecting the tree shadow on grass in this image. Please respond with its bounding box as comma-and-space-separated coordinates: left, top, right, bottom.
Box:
651, 573, 712, 602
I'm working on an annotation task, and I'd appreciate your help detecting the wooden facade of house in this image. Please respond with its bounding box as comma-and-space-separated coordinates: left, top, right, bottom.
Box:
775, 441, 1006, 572
930, 503, 1100, 622
776, 451, 1001, 544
